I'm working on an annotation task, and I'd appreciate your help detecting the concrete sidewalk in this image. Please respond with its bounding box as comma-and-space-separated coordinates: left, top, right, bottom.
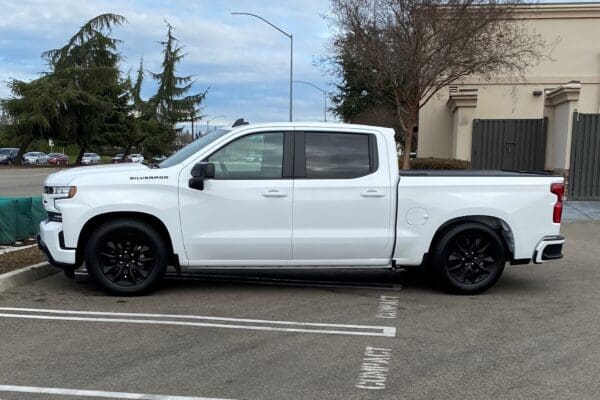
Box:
564, 201, 600, 221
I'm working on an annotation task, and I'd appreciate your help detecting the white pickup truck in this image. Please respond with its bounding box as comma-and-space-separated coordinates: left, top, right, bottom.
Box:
38, 122, 566, 295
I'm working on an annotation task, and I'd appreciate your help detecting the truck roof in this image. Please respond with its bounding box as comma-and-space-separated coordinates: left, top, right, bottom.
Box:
232, 122, 395, 135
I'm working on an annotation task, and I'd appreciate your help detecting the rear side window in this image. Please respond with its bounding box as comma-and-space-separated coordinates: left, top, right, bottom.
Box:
299, 132, 376, 179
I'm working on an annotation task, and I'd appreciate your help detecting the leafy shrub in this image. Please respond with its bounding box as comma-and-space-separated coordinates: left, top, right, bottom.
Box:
406, 157, 471, 170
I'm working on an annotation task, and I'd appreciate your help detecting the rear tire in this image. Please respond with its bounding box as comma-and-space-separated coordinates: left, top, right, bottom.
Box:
431, 222, 506, 294
85, 219, 168, 295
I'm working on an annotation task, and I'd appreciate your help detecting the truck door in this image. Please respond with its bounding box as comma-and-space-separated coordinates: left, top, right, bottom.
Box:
292, 131, 394, 265
179, 131, 294, 264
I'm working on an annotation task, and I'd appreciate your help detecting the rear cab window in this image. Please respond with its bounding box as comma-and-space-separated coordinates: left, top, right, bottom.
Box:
294, 132, 378, 179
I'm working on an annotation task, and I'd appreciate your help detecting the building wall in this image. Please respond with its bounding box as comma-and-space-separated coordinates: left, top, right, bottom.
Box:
418, 3, 600, 166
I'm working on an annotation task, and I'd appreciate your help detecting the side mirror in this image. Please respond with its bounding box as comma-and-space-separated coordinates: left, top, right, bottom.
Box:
189, 162, 215, 190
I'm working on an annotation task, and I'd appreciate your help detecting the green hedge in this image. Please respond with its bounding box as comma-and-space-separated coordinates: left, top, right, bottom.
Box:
408, 157, 471, 170
0, 196, 47, 245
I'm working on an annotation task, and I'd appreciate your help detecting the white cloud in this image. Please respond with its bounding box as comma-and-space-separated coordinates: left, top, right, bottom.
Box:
0, 0, 337, 122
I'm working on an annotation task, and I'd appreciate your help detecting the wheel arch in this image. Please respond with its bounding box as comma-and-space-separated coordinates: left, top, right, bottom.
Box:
427, 215, 515, 261
76, 211, 178, 268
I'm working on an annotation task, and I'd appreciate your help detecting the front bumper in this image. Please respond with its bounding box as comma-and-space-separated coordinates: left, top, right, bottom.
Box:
37, 220, 77, 269
533, 235, 565, 264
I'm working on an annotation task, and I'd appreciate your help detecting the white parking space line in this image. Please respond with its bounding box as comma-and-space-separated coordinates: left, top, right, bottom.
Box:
0, 385, 233, 400
0, 307, 396, 337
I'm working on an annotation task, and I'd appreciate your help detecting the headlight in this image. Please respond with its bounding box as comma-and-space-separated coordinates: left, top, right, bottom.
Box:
44, 186, 77, 198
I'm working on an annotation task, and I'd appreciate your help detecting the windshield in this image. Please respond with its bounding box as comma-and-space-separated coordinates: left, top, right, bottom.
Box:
159, 129, 230, 168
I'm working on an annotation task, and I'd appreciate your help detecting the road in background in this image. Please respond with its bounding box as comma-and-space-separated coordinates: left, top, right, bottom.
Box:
0, 168, 56, 197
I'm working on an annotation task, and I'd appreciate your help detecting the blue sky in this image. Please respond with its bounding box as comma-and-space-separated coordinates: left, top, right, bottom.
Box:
0, 0, 334, 130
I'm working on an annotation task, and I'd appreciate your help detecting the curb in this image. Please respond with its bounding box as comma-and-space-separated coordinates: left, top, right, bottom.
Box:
0, 262, 58, 293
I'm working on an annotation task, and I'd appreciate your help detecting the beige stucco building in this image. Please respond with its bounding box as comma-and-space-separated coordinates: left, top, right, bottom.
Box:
418, 2, 600, 183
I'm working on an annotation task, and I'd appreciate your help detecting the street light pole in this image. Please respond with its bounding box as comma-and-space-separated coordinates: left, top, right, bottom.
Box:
232, 12, 293, 122
293, 80, 327, 122
206, 115, 226, 135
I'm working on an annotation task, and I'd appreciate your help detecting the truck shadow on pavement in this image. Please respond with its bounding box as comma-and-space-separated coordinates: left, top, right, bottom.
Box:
69, 266, 543, 296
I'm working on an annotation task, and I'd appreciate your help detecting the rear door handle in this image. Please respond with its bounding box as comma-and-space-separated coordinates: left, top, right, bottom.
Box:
361, 189, 386, 198
262, 189, 287, 198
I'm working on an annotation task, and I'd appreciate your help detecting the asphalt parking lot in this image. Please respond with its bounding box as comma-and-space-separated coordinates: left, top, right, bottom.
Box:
0, 221, 599, 399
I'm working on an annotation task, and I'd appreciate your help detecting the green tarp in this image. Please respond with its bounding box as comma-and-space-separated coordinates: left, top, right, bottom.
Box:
0, 198, 18, 245
0, 196, 47, 245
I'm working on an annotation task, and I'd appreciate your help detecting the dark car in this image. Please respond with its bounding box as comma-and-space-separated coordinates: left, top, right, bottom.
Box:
0, 148, 19, 165
48, 153, 69, 165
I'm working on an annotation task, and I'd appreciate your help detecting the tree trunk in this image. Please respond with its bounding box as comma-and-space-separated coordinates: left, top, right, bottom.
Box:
400, 111, 417, 170
75, 147, 86, 165
15, 138, 33, 166
123, 143, 133, 160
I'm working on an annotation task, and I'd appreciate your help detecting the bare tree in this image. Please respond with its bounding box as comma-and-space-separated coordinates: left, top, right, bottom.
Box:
329, 0, 546, 169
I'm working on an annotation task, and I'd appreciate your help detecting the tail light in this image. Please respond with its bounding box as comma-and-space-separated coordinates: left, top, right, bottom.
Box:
551, 183, 564, 223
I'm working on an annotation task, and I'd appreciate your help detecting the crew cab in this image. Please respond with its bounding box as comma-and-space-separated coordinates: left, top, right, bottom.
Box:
37, 123, 566, 294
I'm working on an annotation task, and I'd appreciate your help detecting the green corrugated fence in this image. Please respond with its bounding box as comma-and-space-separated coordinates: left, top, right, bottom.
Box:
0, 196, 47, 245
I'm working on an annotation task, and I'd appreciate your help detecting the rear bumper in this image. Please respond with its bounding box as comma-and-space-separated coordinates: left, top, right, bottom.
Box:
37, 220, 77, 269
533, 235, 565, 264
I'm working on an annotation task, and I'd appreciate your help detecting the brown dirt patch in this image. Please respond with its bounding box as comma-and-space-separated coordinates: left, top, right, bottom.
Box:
0, 246, 47, 274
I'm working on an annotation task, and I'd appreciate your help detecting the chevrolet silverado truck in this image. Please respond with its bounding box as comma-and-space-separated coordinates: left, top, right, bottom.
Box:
38, 123, 566, 295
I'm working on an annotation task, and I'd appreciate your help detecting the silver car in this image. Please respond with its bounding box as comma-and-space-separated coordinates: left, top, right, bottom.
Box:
129, 153, 144, 163
81, 153, 101, 165
23, 151, 49, 165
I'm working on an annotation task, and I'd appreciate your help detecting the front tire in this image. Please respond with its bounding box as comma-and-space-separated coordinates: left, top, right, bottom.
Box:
85, 219, 168, 295
431, 222, 506, 294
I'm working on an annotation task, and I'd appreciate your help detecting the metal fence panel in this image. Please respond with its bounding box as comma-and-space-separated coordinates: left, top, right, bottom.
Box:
570, 113, 600, 200
472, 118, 547, 171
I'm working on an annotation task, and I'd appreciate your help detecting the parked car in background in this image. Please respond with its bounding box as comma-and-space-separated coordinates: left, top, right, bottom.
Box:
48, 153, 69, 165
0, 148, 19, 165
111, 154, 129, 164
81, 153, 101, 165
129, 153, 144, 163
152, 154, 167, 163
23, 152, 49, 165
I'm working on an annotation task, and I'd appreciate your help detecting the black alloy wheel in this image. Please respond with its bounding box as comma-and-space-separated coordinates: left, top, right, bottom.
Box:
98, 235, 155, 286
445, 232, 499, 285
432, 222, 506, 294
85, 219, 167, 294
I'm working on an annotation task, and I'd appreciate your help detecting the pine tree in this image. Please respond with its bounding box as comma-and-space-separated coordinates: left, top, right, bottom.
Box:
43, 13, 128, 164
150, 21, 207, 127
1, 76, 63, 163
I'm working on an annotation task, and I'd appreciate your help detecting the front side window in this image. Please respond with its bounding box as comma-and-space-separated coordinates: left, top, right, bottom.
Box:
304, 133, 373, 179
208, 132, 284, 179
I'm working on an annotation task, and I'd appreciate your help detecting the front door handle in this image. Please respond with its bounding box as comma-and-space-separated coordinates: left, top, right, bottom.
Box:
262, 189, 287, 198
361, 189, 386, 198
